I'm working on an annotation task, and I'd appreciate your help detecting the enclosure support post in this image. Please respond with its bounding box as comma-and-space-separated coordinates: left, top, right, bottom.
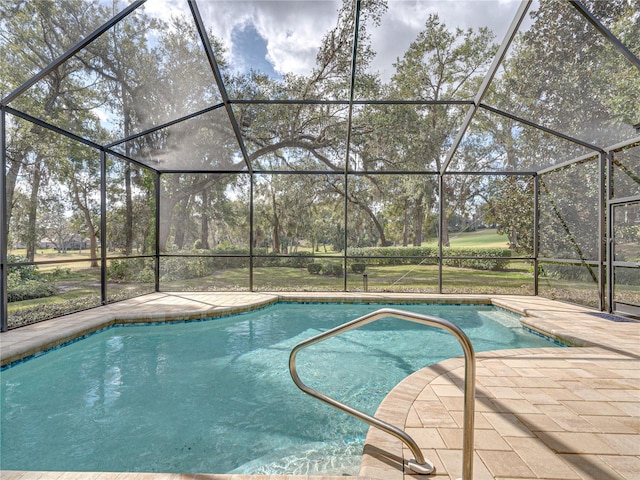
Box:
155, 171, 161, 293
0, 108, 8, 331
438, 174, 444, 293
533, 174, 539, 296
598, 152, 607, 311
249, 173, 254, 292
605, 151, 614, 313
100, 150, 107, 305
343, 170, 349, 292
341, 0, 362, 292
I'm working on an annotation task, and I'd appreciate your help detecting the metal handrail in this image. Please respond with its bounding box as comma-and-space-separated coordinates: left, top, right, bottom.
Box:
289, 307, 476, 478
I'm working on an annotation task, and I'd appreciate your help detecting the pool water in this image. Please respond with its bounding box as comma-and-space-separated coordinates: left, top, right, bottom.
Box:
0, 303, 560, 475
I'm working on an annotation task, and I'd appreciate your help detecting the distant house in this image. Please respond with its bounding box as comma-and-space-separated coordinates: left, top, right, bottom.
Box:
67, 235, 90, 250
38, 238, 55, 249
38, 235, 90, 251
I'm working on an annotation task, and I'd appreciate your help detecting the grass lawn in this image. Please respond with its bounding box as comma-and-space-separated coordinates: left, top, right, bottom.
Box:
442, 229, 509, 248
159, 262, 534, 295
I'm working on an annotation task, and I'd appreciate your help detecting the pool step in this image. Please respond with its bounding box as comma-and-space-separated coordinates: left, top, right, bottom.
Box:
477, 309, 522, 329
229, 438, 362, 476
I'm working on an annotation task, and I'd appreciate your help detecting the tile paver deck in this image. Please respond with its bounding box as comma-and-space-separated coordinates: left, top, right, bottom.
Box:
1, 293, 638, 480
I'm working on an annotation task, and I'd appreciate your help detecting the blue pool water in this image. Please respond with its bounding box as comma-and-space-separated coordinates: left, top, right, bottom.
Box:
1, 303, 560, 475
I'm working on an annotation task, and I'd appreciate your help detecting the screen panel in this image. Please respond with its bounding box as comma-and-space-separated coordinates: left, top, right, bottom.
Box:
106, 156, 156, 258
612, 145, 640, 200
159, 173, 250, 254
538, 261, 600, 309
539, 160, 600, 261
159, 256, 249, 291
7, 260, 102, 329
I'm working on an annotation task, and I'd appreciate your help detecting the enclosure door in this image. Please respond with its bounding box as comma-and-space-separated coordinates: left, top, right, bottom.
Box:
610, 199, 640, 318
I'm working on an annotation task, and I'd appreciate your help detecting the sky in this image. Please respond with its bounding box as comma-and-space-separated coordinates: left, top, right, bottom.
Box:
139, 0, 530, 82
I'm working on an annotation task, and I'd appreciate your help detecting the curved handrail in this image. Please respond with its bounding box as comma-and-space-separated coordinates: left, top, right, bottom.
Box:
289, 307, 475, 478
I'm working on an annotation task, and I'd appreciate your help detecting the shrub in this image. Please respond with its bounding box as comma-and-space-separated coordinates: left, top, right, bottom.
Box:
321, 262, 343, 276
8, 279, 56, 302
107, 258, 155, 283
347, 246, 510, 270
50, 267, 72, 279
287, 252, 313, 268
108, 258, 155, 283
541, 263, 597, 282
307, 263, 322, 274
7, 256, 54, 302
442, 247, 511, 271
350, 262, 366, 273
615, 267, 638, 286
7, 254, 40, 281
8, 295, 102, 328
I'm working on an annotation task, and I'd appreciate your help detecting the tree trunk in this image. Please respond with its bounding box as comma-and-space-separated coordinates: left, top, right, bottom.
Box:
200, 190, 210, 249
402, 198, 409, 247
25, 157, 43, 262
158, 195, 178, 252
413, 194, 424, 246
510, 226, 518, 249
271, 223, 280, 253
5, 157, 21, 230
70, 177, 99, 268
270, 189, 281, 253
441, 215, 450, 247
124, 162, 133, 255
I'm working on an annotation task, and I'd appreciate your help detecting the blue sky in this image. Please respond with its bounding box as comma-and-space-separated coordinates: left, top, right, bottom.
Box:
230, 22, 280, 78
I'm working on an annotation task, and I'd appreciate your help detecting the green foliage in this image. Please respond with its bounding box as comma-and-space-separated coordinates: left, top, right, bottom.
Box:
540, 263, 599, 283
8, 296, 102, 328
442, 247, 511, 271
539, 165, 601, 261
615, 268, 638, 286
107, 258, 155, 283
482, 177, 534, 256
349, 246, 511, 270
320, 262, 344, 277
253, 251, 313, 268
7, 254, 40, 281
6, 254, 56, 302
7, 280, 56, 302
307, 263, 322, 274
350, 262, 367, 273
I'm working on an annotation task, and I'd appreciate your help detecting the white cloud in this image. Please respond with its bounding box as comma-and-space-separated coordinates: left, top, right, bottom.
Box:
197, 1, 341, 76
367, 0, 523, 82
135, 0, 188, 26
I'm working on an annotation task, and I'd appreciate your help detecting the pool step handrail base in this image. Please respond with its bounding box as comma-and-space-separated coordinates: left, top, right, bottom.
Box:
408, 458, 436, 475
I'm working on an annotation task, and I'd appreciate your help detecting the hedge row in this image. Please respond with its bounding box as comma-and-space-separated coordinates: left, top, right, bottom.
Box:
348, 246, 512, 271
542, 263, 637, 285
7, 279, 57, 302
106, 246, 512, 283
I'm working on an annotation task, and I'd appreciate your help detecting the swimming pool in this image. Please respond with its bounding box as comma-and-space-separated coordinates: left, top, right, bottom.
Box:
0, 302, 561, 475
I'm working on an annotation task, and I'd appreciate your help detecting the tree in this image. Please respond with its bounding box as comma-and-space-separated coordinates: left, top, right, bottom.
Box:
383, 15, 497, 246
1, 0, 106, 261
482, 176, 534, 255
